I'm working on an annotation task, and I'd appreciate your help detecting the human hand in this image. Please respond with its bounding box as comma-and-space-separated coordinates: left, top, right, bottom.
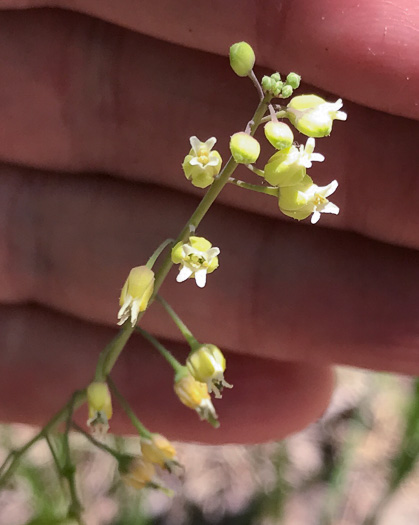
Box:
0, 0, 417, 443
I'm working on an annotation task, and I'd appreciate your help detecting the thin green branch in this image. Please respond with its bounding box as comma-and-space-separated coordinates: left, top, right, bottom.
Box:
136, 327, 186, 376
107, 377, 152, 439
156, 295, 200, 349
146, 238, 175, 269
248, 69, 265, 100
228, 177, 279, 197
72, 423, 122, 460
246, 164, 266, 178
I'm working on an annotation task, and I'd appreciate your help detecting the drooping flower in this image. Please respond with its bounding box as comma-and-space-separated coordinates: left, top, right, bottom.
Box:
186, 344, 232, 399
87, 382, 112, 435
119, 456, 156, 490
140, 434, 177, 470
174, 373, 219, 426
278, 175, 339, 224
286, 95, 347, 137
171, 236, 219, 288
117, 266, 155, 327
263, 138, 324, 187
182, 137, 222, 188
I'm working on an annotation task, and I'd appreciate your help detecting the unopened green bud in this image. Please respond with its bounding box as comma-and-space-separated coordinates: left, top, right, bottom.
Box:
286, 72, 301, 89
262, 75, 274, 92
281, 85, 293, 98
264, 121, 294, 150
230, 132, 260, 164
229, 42, 255, 77
271, 72, 281, 82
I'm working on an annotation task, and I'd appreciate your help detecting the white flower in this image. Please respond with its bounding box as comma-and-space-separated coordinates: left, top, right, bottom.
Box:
263, 137, 324, 187
182, 137, 222, 188
171, 236, 220, 288
279, 176, 339, 224
287, 95, 347, 138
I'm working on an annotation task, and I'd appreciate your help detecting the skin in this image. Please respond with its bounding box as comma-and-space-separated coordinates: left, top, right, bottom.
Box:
0, 0, 417, 443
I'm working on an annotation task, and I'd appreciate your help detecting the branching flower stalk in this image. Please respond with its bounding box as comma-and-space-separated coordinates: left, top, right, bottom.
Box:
0, 41, 348, 511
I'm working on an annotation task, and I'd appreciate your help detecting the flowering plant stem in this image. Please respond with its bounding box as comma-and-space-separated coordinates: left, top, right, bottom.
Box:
228, 177, 279, 197
107, 377, 152, 439
156, 295, 200, 350
0, 90, 272, 484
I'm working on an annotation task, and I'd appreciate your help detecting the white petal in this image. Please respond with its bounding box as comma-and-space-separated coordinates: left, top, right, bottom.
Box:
189, 136, 201, 154
305, 137, 316, 153
206, 247, 220, 259
321, 202, 340, 215
183, 245, 200, 257
189, 157, 203, 167
194, 269, 207, 288
130, 300, 140, 327
204, 137, 217, 150
323, 180, 338, 197
177, 266, 193, 283
311, 153, 325, 163
311, 211, 321, 224
336, 111, 347, 121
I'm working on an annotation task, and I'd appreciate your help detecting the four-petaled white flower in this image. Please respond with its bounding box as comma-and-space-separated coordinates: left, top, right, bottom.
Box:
171, 236, 220, 288
279, 176, 339, 224
182, 137, 222, 188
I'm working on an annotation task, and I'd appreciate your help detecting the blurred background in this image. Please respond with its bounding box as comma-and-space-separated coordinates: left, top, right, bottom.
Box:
1, 367, 419, 525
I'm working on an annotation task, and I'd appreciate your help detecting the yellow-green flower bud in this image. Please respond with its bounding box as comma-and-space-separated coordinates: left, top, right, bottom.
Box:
263, 137, 324, 187
281, 85, 293, 98
230, 132, 260, 164
140, 434, 177, 469
287, 95, 347, 137
286, 72, 301, 89
279, 175, 340, 224
117, 266, 155, 326
264, 121, 294, 150
229, 41, 255, 77
87, 382, 112, 434
187, 344, 232, 399
174, 373, 218, 423
271, 72, 281, 82
182, 136, 222, 188
171, 236, 220, 288
119, 456, 155, 490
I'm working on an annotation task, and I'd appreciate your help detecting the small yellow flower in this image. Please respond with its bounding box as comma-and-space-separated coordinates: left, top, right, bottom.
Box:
140, 434, 177, 469
279, 175, 339, 224
119, 456, 155, 490
182, 136, 222, 188
171, 236, 219, 288
117, 266, 155, 326
263, 137, 324, 187
286, 95, 347, 137
174, 373, 218, 424
87, 382, 112, 435
186, 344, 232, 399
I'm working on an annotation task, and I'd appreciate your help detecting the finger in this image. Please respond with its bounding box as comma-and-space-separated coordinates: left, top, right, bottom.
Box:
0, 305, 333, 443
0, 9, 417, 250
3, 0, 418, 118
1, 165, 418, 375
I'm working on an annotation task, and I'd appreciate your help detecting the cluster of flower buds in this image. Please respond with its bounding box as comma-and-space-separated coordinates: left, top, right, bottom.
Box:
262, 71, 301, 98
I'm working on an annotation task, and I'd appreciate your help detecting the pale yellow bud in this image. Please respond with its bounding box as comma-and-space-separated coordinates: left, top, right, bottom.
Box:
264, 121, 294, 150
117, 266, 155, 326
119, 456, 155, 490
186, 344, 232, 399
87, 382, 112, 433
141, 434, 177, 468
230, 132, 260, 164
174, 373, 218, 424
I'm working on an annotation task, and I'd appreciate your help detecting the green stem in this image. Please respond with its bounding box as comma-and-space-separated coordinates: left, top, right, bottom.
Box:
97, 94, 271, 379
146, 238, 175, 269
72, 423, 122, 459
0, 390, 86, 488
107, 377, 152, 439
228, 177, 279, 197
246, 164, 266, 178
136, 327, 186, 376
248, 69, 264, 100
45, 434, 64, 480
156, 295, 200, 350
